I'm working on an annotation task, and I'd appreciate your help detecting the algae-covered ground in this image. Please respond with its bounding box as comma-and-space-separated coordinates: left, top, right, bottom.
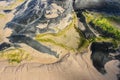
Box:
0, 2, 120, 63
0, 13, 89, 63
36, 13, 89, 54
0, 10, 120, 64
0, 48, 31, 64
83, 11, 120, 47
1, 10, 120, 63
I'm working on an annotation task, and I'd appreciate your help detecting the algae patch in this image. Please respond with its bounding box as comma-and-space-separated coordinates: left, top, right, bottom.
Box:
0, 48, 31, 64
36, 14, 88, 53
83, 11, 120, 47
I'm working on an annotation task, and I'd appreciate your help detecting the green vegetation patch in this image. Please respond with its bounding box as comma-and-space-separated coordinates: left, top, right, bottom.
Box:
83, 11, 120, 47
0, 14, 5, 17
105, 16, 120, 23
0, 48, 31, 64
84, 11, 120, 40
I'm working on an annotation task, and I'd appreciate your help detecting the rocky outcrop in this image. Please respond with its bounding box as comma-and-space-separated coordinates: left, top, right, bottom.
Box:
90, 42, 116, 74
6, 0, 73, 37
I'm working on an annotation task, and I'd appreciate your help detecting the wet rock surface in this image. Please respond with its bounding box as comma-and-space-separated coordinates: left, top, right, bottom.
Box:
90, 42, 120, 74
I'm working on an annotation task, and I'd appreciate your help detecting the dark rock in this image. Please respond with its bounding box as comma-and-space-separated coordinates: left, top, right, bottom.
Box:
90, 42, 117, 74
3, 10, 12, 13
0, 42, 11, 51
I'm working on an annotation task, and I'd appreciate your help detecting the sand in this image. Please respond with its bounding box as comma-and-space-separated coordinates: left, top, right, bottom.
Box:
0, 12, 14, 43
0, 49, 119, 80
0, 1, 119, 80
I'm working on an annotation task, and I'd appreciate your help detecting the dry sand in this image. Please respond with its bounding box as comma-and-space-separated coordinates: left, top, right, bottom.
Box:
0, 49, 119, 80
0, 12, 14, 42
